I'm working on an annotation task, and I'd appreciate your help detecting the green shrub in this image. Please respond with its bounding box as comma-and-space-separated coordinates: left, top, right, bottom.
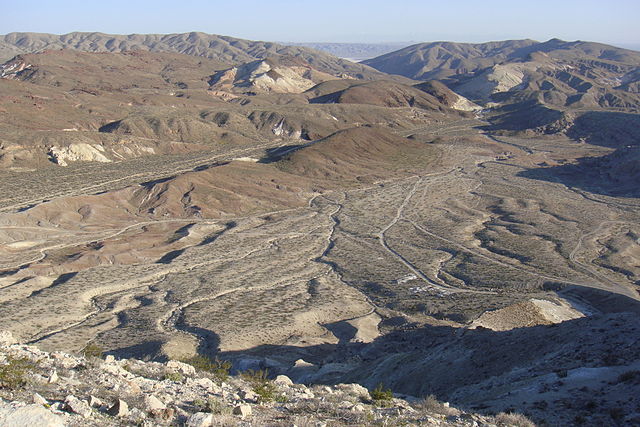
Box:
0, 356, 36, 390
205, 397, 231, 415
163, 371, 184, 382
370, 383, 393, 402
182, 355, 231, 381
81, 343, 104, 359
240, 369, 286, 403
240, 368, 270, 385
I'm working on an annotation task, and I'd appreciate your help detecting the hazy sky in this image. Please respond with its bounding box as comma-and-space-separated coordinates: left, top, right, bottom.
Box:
2, 0, 639, 46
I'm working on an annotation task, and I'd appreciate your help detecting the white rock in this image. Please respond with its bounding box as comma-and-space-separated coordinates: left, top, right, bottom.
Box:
64, 395, 92, 418
0, 402, 65, 427
239, 389, 258, 402
0, 331, 16, 346
47, 370, 59, 384
233, 404, 252, 419
32, 393, 47, 406
104, 355, 115, 363
186, 412, 214, 427
107, 399, 129, 417
166, 360, 196, 376
351, 403, 366, 412
88, 395, 102, 408
336, 383, 371, 400
144, 395, 166, 411
274, 375, 293, 386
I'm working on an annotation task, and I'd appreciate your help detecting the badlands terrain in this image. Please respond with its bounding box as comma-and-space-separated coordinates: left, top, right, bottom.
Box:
0, 32, 640, 425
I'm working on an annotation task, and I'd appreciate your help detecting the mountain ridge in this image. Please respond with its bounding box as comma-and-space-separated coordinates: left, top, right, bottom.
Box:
0, 31, 398, 82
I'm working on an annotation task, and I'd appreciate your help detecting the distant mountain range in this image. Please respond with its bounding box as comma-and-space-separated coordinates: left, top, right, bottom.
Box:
362, 38, 640, 110
283, 42, 412, 61
0, 32, 392, 81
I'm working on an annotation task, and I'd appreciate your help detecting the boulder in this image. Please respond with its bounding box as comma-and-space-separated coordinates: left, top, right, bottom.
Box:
186, 412, 214, 427
144, 395, 166, 412
0, 402, 65, 427
47, 370, 58, 384
336, 383, 371, 400
107, 399, 129, 417
233, 404, 252, 418
64, 395, 91, 418
166, 360, 196, 376
32, 393, 47, 406
239, 389, 258, 402
88, 395, 102, 408
274, 375, 293, 386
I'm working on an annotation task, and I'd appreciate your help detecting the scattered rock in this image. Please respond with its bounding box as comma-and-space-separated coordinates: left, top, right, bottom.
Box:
32, 393, 47, 406
166, 360, 196, 376
0, 331, 16, 346
64, 395, 92, 418
239, 389, 259, 402
336, 383, 371, 400
107, 399, 129, 417
186, 411, 214, 427
88, 395, 102, 408
274, 374, 294, 386
233, 404, 252, 418
144, 394, 166, 412
47, 370, 58, 384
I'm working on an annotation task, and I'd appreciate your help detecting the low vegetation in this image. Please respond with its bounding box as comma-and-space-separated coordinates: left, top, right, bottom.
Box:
181, 354, 232, 381
0, 356, 36, 390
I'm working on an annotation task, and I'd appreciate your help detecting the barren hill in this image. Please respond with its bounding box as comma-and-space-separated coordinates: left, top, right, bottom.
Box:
0, 32, 396, 81
363, 38, 640, 81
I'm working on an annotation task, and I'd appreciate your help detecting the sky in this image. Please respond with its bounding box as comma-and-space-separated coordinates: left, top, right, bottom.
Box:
1, 0, 639, 47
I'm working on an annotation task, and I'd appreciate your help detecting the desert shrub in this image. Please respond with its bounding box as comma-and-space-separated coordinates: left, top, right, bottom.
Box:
182, 355, 232, 380
81, 343, 104, 359
240, 368, 270, 385
0, 356, 36, 390
370, 383, 393, 402
417, 394, 459, 416
254, 381, 279, 403
495, 411, 537, 427
206, 397, 232, 415
240, 369, 286, 403
163, 371, 184, 382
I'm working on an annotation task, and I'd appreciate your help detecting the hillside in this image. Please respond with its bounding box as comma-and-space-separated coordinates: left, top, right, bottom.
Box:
363, 38, 640, 111
0, 331, 518, 426
363, 38, 640, 81
0, 32, 397, 81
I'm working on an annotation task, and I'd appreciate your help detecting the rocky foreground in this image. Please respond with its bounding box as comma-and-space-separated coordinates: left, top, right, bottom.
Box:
0, 332, 535, 426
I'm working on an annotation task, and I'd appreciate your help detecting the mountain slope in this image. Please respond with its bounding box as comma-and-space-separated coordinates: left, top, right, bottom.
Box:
0, 32, 398, 81
362, 39, 538, 80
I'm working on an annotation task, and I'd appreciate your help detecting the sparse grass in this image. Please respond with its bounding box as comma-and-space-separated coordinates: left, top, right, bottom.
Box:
163, 371, 184, 382
417, 394, 459, 416
80, 343, 104, 359
0, 356, 36, 390
495, 412, 537, 427
181, 355, 231, 381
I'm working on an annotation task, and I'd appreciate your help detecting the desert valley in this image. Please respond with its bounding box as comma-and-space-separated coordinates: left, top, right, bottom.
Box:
0, 31, 639, 426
